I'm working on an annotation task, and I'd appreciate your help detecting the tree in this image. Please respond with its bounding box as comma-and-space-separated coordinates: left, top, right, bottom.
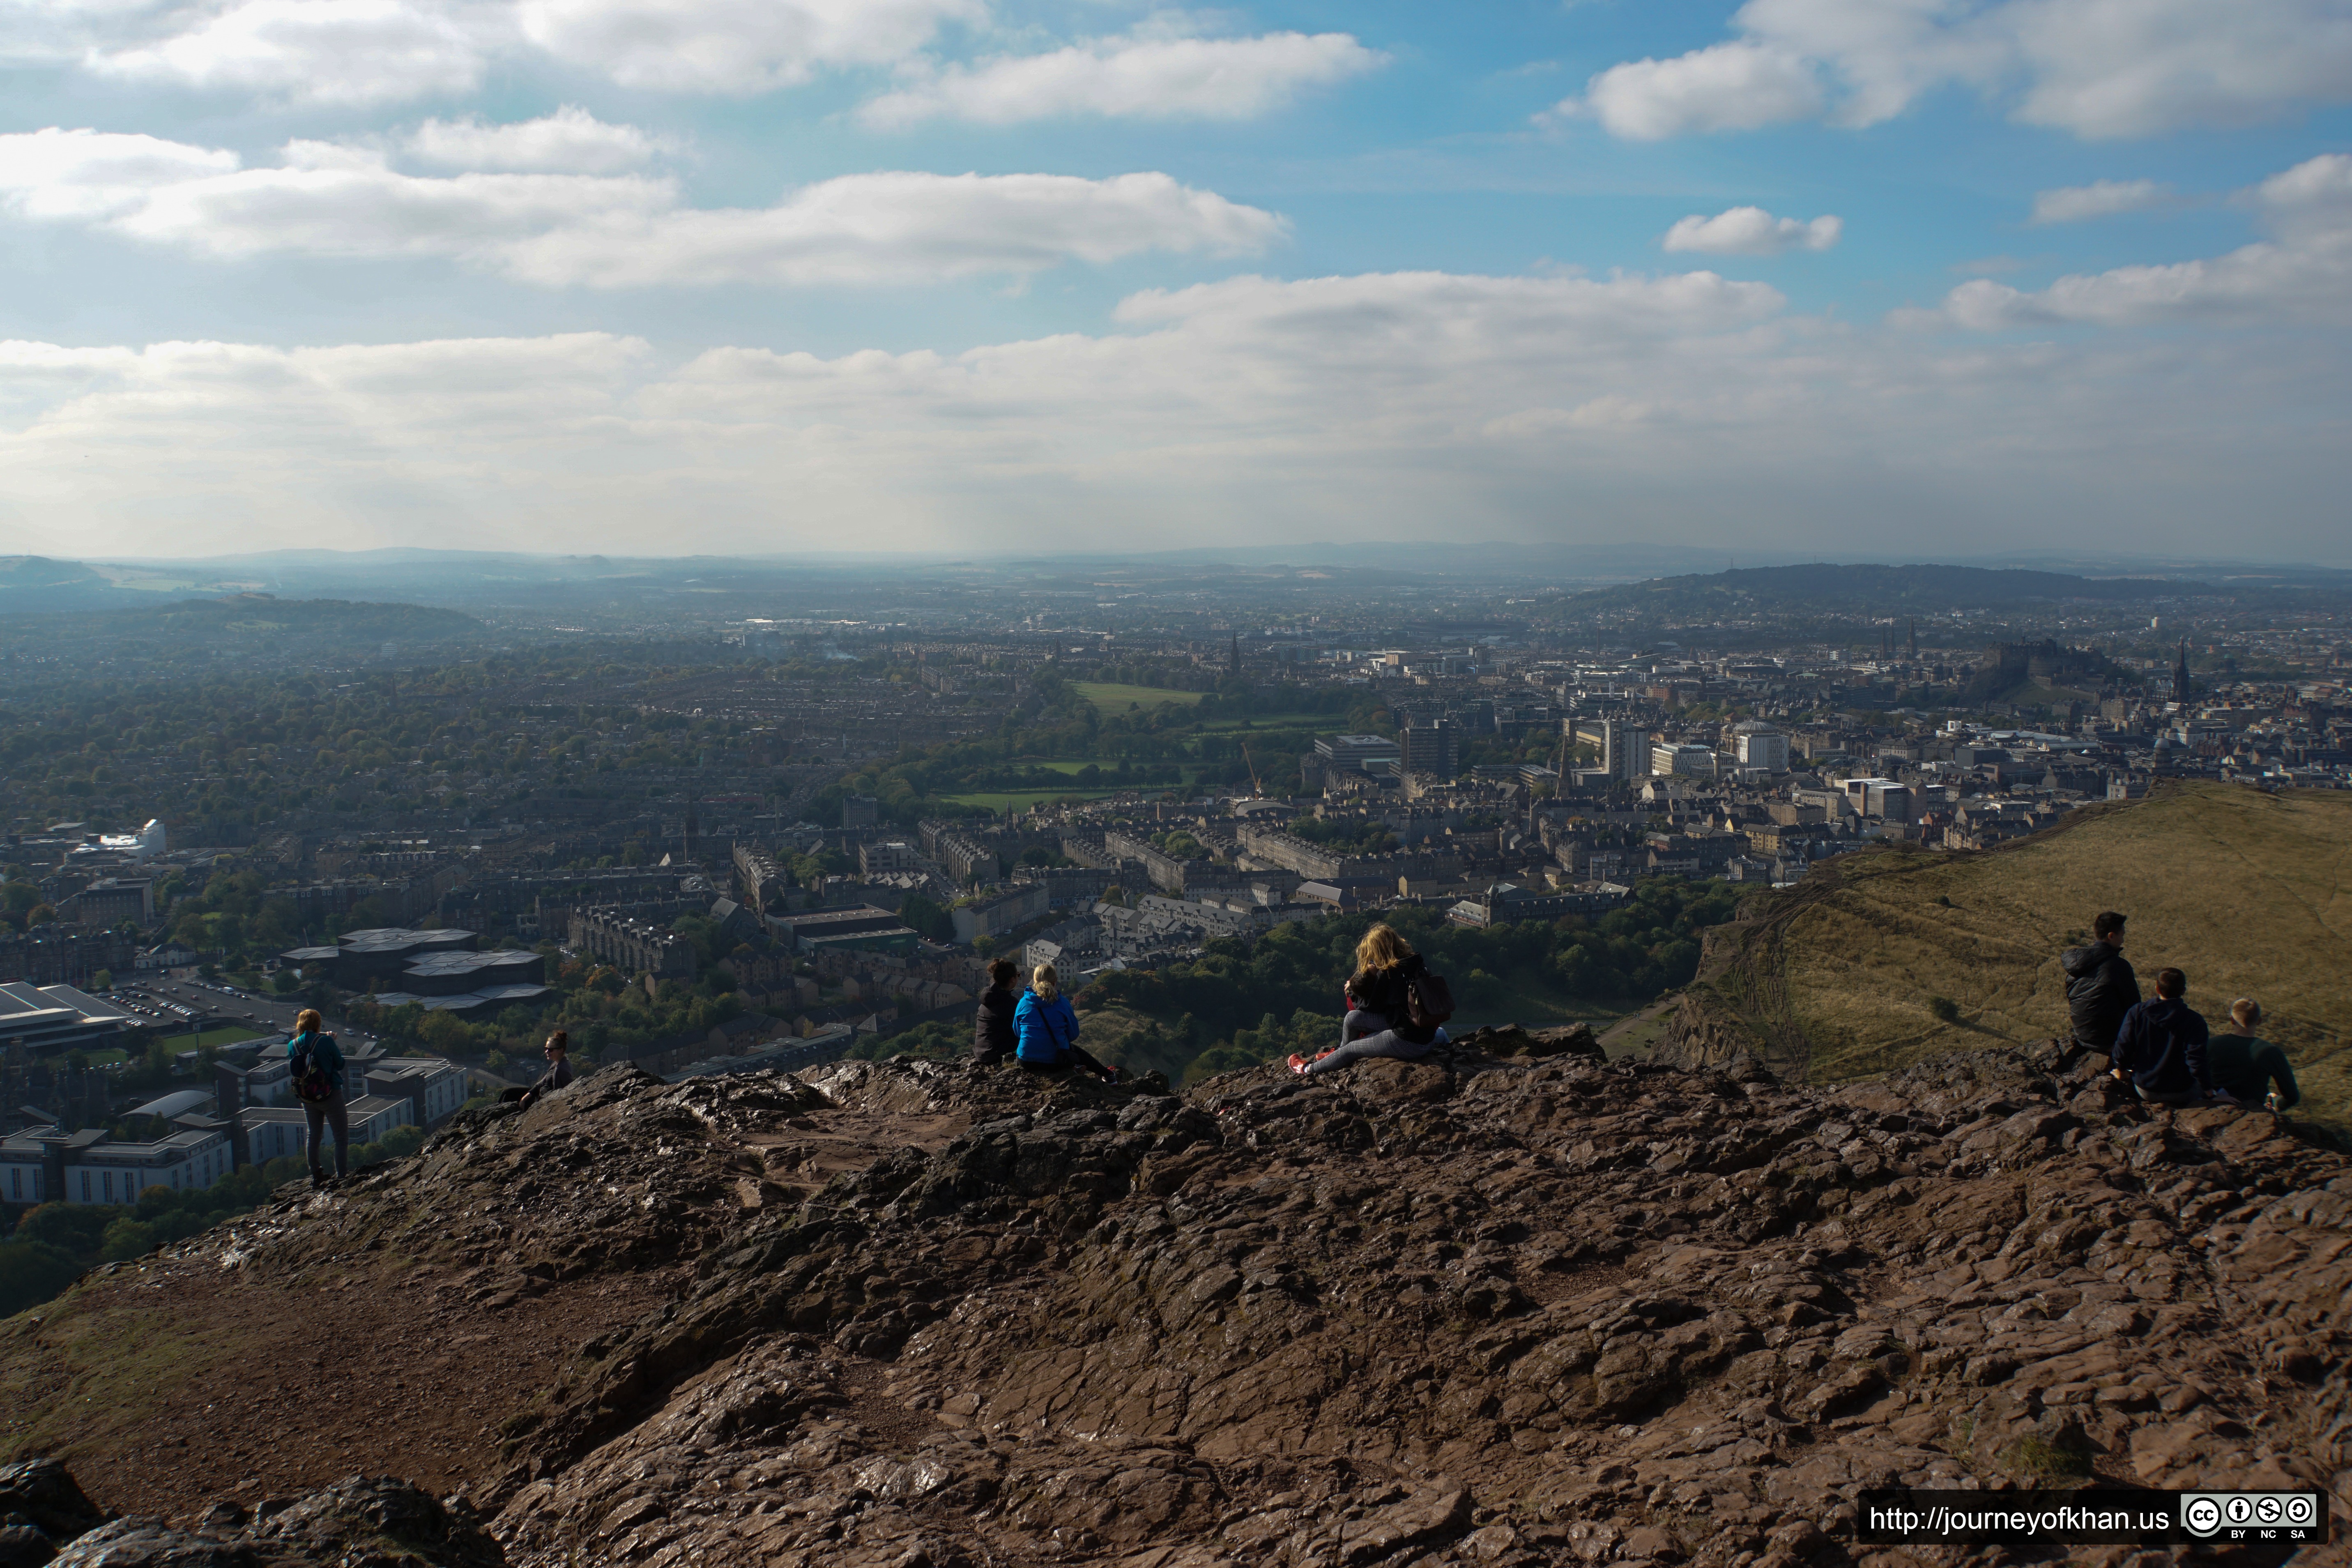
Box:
91, 969, 113, 991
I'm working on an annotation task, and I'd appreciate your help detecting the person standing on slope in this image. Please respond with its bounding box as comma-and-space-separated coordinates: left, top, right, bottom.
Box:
2062, 910, 2139, 1057
287, 1008, 348, 1189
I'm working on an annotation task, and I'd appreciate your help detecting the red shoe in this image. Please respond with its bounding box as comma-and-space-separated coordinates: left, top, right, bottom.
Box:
1287, 1054, 1311, 1076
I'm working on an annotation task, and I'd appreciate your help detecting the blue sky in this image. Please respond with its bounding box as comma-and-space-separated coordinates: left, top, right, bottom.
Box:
2, 0, 2349, 561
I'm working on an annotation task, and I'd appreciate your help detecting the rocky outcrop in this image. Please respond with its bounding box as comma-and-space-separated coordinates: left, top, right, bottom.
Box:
8, 1043, 2350, 1567
26, 1474, 499, 1568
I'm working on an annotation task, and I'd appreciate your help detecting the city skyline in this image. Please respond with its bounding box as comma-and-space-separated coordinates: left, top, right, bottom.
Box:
2, 0, 2350, 560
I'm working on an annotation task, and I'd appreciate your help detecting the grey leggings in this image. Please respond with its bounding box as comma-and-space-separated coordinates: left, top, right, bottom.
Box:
1305, 1011, 1441, 1076
304, 1086, 350, 1177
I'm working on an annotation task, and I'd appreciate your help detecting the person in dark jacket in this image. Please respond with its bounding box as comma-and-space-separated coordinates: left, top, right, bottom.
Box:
501, 1031, 574, 1109
2061, 911, 2139, 1054
2208, 997, 2300, 1111
2110, 968, 2228, 1105
1013, 963, 1116, 1081
973, 958, 1020, 1065
287, 1008, 348, 1188
1291, 923, 1443, 1078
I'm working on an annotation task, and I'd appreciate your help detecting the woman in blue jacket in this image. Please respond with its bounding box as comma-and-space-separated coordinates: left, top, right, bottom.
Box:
1013, 963, 1117, 1082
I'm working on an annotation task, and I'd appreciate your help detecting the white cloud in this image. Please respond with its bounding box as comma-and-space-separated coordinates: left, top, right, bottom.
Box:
516, 0, 983, 93
0, 128, 240, 221
86, 0, 488, 105
2030, 177, 2171, 223
1571, 0, 2352, 140
5, 262, 2346, 560
0, 129, 1285, 286
405, 107, 675, 173
1943, 154, 2352, 328
1578, 41, 1823, 138
495, 171, 1286, 286
858, 30, 1385, 128
59, 0, 986, 103
1661, 205, 1842, 255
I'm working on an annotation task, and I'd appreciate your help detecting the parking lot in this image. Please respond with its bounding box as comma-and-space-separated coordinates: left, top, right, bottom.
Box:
115, 975, 387, 1052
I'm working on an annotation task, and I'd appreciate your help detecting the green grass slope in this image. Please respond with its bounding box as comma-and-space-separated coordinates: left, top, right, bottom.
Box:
1675, 782, 2351, 1133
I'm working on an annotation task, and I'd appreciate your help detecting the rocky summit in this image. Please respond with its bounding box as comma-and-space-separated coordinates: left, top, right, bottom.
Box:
5, 1027, 2350, 1567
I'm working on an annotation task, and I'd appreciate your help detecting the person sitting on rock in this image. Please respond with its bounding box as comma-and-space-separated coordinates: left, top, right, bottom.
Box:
2207, 997, 2300, 1112
2062, 911, 2139, 1058
1014, 963, 1116, 1082
501, 1031, 574, 1109
1289, 923, 1445, 1078
973, 958, 1020, 1066
2110, 968, 2230, 1106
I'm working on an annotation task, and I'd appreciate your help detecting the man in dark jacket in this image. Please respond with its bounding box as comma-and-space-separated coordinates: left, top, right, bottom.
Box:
2110, 967, 2227, 1105
972, 958, 1020, 1065
2061, 911, 2139, 1054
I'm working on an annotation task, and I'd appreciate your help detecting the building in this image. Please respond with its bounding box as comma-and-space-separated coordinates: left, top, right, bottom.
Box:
1013, 866, 1116, 907
858, 840, 921, 877
0, 927, 141, 988
1100, 830, 1199, 894
57, 877, 155, 926
1731, 721, 1792, 774
2, 1120, 235, 1206
952, 882, 1050, 945
0, 981, 139, 1058
1649, 743, 1717, 778
1572, 720, 1652, 782
1400, 718, 1460, 782
214, 1047, 295, 1114
771, 905, 921, 956
1842, 777, 1914, 820
1314, 734, 1404, 774
289, 927, 478, 990
566, 908, 697, 977
841, 795, 881, 829
78, 820, 167, 863
930, 829, 1000, 885
732, 843, 785, 908
1447, 883, 1628, 927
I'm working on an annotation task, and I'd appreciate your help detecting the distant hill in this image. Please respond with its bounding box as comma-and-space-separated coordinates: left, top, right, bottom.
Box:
0, 595, 483, 659
1665, 782, 2351, 1136
1562, 562, 2231, 619
0, 556, 125, 609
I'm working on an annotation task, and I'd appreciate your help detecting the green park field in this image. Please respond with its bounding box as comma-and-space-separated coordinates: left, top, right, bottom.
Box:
152, 1025, 270, 1052
1071, 683, 1206, 714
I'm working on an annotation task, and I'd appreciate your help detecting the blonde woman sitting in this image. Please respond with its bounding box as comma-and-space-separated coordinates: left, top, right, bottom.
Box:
1013, 963, 1118, 1082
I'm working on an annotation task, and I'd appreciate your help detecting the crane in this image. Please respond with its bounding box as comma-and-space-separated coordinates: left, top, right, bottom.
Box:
1239, 740, 1264, 799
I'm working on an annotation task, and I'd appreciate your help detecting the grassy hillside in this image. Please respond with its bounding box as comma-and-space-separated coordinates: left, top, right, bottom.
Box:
1677, 782, 2351, 1132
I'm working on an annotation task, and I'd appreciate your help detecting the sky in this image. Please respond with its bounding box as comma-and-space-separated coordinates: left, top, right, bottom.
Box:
1, 0, 2350, 564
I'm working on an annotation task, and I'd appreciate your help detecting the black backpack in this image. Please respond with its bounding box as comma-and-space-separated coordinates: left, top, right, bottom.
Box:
1406, 970, 1455, 1032
290, 1034, 334, 1103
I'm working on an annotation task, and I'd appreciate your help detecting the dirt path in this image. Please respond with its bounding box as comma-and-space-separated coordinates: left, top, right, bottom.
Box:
0, 1251, 681, 1521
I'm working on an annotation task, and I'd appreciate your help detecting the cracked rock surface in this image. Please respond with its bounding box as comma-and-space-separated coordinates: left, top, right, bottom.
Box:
7, 1036, 2349, 1567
